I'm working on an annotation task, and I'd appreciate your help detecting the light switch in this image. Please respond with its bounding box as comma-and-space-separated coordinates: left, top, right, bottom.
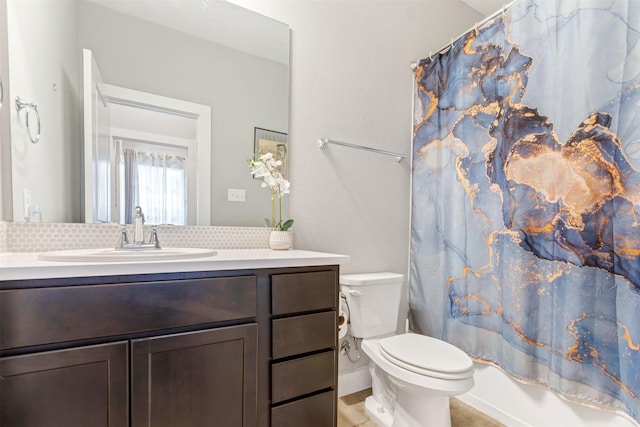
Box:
23, 188, 32, 219
228, 188, 246, 202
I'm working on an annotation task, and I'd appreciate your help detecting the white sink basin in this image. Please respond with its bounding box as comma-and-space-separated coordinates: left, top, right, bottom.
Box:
38, 247, 217, 262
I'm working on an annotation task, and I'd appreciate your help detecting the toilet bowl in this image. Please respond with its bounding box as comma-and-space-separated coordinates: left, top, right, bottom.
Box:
340, 272, 474, 427
362, 334, 474, 427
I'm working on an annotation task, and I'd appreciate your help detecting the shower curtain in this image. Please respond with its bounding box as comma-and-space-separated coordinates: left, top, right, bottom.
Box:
410, 0, 640, 422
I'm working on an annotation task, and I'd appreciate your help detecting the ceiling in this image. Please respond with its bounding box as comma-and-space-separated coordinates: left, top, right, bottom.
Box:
461, 0, 511, 16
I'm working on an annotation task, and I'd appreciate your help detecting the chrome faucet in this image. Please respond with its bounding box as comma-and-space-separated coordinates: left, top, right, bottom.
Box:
117, 206, 161, 250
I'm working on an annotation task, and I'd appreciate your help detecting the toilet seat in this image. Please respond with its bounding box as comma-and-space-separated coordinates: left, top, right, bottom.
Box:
379, 334, 473, 380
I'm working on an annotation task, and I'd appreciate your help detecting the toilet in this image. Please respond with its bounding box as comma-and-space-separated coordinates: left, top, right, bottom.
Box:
340, 272, 474, 427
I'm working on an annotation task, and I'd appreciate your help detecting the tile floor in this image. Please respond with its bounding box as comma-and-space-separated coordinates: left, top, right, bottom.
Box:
338, 389, 505, 427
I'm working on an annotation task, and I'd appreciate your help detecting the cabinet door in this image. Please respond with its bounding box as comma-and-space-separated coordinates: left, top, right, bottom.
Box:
131, 324, 258, 427
0, 341, 128, 427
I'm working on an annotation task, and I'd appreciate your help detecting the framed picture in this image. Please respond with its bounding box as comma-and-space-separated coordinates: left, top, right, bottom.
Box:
254, 127, 288, 179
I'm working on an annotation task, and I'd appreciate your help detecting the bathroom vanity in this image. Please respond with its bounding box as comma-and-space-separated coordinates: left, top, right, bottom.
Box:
0, 250, 348, 427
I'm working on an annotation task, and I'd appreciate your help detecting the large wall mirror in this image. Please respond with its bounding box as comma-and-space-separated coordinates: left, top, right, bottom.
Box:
4, 0, 289, 226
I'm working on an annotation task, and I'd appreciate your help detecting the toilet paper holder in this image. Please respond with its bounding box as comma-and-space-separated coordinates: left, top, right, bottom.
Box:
338, 291, 350, 340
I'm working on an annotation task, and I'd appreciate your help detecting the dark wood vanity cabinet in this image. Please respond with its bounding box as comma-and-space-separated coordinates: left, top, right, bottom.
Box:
0, 265, 339, 427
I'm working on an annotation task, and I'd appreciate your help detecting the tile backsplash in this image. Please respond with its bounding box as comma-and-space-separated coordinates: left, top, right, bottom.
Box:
0, 222, 273, 253
0, 222, 6, 252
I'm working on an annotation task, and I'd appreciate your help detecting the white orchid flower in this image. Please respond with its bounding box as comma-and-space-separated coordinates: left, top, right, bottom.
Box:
248, 152, 293, 231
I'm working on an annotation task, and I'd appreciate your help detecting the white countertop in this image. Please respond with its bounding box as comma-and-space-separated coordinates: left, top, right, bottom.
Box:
0, 249, 350, 281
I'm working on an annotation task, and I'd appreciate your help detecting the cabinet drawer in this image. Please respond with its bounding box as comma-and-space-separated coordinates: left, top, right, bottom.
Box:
272, 271, 337, 315
272, 389, 335, 427
272, 351, 335, 403
0, 276, 257, 350
272, 311, 336, 359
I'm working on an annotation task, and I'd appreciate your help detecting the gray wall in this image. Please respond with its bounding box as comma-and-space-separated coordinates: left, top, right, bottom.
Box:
229, 0, 481, 374
8, 0, 81, 223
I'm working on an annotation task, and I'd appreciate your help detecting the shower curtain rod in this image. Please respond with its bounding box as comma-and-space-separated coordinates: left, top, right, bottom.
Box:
410, 1, 514, 70
318, 138, 407, 162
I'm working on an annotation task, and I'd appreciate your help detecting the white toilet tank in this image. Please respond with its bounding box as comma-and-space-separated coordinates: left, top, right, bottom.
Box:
340, 272, 404, 339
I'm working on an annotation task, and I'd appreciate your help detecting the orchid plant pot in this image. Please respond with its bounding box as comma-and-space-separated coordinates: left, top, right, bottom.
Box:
269, 230, 292, 250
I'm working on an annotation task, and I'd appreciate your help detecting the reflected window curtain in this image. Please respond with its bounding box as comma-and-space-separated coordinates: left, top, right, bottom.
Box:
122, 147, 138, 225
121, 147, 187, 225
162, 155, 188, 225
410, 0, 640, 422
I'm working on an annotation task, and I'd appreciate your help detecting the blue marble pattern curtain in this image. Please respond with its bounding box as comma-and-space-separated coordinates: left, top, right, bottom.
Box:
410, 0, 640, 421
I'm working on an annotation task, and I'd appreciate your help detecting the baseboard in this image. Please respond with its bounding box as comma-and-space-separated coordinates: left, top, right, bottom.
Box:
457, 392, 531, 427
338, 367, 372, 397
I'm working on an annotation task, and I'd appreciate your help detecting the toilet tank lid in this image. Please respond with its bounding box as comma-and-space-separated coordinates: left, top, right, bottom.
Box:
340, 272, 404, 286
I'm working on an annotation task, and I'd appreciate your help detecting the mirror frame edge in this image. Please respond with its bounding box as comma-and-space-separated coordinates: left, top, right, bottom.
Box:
0, 0, 13, 222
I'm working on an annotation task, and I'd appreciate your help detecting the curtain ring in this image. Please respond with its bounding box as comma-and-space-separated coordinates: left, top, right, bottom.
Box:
450, 38, 454, 49
429, 51, 433, 61
502, 5, 506, 18
15, 96, 41, 144
474, 22, 479, 37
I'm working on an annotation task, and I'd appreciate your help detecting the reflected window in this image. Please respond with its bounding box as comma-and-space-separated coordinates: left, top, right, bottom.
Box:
118, 139, 188, 225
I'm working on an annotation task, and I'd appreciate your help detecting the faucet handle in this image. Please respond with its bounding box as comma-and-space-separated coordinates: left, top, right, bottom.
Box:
149, 225, 161, 249
119, 225, 129, 248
